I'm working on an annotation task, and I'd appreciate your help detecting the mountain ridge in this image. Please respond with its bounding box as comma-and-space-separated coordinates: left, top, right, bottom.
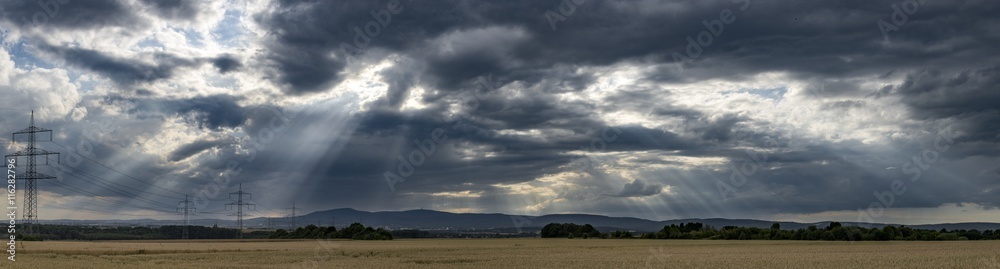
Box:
39, 208, 1000, 232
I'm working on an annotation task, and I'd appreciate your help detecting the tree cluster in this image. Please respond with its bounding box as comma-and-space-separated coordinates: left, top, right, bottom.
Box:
540, 223, 601, 238
269, 223, 392, 240
542, 222, 1000, 241
641, 222, 1000, 241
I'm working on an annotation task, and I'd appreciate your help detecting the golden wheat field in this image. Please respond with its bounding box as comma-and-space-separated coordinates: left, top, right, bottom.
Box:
5, 239, 1000, 269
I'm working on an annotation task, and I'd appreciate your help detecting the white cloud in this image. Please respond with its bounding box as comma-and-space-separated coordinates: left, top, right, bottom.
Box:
0, 46, 80, 121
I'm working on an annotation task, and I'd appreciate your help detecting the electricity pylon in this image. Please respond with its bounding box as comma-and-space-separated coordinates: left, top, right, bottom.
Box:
177, 195, 196, 239
225, 183, 254, 239
5, 111, 59, 233
286, 202, 300, 229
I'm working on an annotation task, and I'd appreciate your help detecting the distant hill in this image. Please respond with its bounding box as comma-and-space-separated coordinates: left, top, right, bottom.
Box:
40, 208, 1000, 233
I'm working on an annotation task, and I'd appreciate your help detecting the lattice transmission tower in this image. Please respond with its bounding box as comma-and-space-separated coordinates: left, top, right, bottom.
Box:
226, 183, 254, 239
286, 202, 300, 229
177, 195, 196, 239
5, 111, 59, 233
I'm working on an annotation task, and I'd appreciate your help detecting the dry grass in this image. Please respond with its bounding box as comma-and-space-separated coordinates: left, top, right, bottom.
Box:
6, 239, 1000, 268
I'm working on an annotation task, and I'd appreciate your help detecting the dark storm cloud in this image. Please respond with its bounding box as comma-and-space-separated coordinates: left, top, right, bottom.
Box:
251, 0, 661, 94
38, 45, 199, 85
89, 0, 1000, 217
611, 180, 665, 197
212, 55, 243, 73
690, 113, 748, 143
168, 139, 227, 162
640, 0, 1000, 86
11, 0, 998, 220
121, 94, 250, 129
139, 0, 201, 20
253, 0, 376, 94
894, 66, 1000, 143
378, 63, 419, 108
0, 0, 141, 29
463, 91, 598, 131
164, 95, 250, 129
255, 0, 1000, 97
36, 45, 242, 86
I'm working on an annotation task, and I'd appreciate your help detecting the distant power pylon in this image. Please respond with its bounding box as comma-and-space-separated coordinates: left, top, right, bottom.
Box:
177, 195, 196, 239
286, 202, 300, 229
5, 111, 60, 233
225, 184, 254, 239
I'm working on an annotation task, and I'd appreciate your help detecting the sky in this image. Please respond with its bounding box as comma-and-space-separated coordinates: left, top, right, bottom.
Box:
0, 0, 998, 225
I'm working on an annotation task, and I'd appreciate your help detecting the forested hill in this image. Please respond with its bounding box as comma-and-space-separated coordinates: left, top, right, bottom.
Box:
40, 208, 1000, 233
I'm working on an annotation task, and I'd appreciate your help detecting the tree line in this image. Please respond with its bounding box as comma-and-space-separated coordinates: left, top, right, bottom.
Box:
539, 223, 637, 239
270, 223, 392, 240
20, 223, 391, 240
543, 222, 1000, 241
21, 224, 252, 240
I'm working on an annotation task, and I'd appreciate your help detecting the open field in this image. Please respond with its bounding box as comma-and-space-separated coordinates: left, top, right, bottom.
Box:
7, 239, 1000, 268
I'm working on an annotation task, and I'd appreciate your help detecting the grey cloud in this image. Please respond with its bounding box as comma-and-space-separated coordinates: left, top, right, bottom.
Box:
212, 55, 242, 73
39, 45, 198, 85
612, 180, 665, 197
168, 139, 227, 162
118, 94, 249, 130
140, 0, 201, 20
0, 0, 141, 30
8, 0, 1000, 221
895, 66, 1000, 142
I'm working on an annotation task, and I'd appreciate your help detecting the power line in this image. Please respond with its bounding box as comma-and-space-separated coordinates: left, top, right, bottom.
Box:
225, 183, 254, 239
47, 179, 175, 214
54, 164, 179, 199
52, 166, 177, 209
54, 164, 179, 202
49, 141, 187, 196
249, 198, 273, 210
248, 198, 277, 213
47, 205, 171, 218
2, 115, 180, 222
45, 183, 178, 222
